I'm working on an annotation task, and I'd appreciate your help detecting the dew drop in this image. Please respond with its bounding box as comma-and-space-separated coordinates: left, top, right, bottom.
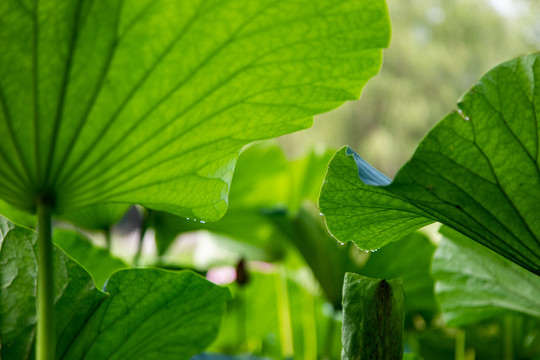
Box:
319, 212, 324, 216
457, 108, 470, 121
200, 220, 206, 224
186, 218, 190, 220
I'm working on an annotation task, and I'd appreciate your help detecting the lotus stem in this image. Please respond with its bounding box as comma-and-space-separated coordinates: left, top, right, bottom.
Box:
37, 199, 55, 360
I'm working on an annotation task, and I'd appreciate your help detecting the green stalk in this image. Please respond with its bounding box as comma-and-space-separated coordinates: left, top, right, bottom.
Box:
37, 200, 54, 360
276, 265, 294, 358
455, 329, 466, 360
503, 316, 513, 360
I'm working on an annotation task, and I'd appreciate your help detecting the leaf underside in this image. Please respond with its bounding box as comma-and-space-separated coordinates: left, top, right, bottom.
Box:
0, 0, 389, 221
432, 226, 540, 327
320, 53, 540, 274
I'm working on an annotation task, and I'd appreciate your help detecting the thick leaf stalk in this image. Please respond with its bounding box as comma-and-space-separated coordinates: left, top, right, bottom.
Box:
37, 200, 54, 360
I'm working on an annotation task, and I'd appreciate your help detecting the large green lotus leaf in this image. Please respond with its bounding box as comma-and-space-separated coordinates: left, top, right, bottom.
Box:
319, 53, 540, 274
53, 229, 127, 289
432, 226, 540, 327
0, 217, 229, 359
341, 273, 404, 360
0, 0, 390, 221
63, 268, 229, 360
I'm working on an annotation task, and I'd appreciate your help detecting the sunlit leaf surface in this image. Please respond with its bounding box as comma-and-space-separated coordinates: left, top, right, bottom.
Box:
0, 0, 389, 221
320, 53, 540, 274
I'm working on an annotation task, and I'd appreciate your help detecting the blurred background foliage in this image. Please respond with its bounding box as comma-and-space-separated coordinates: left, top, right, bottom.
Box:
56, 0, 540, 359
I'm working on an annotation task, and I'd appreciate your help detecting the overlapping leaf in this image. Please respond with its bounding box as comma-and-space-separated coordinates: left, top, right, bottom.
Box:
0, 0, 389, 221
320, 53, 540, 274
432, 227, 540, 327
63, 269, 229, 360
0, 217, 229, 359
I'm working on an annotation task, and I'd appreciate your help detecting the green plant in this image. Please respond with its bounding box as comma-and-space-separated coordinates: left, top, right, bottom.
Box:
320, 53, 540, 274
320, 53, 540, 358
144, 143, 441, 359
2, 0, 540, 359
